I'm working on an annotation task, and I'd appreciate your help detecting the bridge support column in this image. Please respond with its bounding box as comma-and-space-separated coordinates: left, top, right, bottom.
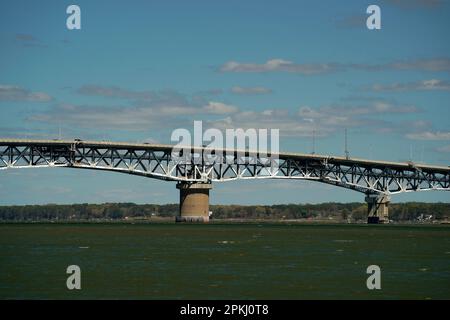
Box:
365, 194, 390, 224
176, 182, 212, 223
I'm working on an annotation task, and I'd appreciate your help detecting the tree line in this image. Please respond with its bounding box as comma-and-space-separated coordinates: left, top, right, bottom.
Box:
0, 202, 448, 222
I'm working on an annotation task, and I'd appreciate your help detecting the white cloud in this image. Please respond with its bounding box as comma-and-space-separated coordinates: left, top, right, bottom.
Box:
231, 86, 272, 95
406, 131, 450, 141
220, 59, 340, 75
300, 101, 419, 117
209, 100, 416, 138
0, 85, 52, 102
31, 99, 239, 130
27, 84, 421, 140
203, 101, 238, 114
387, 58, 450, 72
219, 58, 450, 74
370, 79, 450, 92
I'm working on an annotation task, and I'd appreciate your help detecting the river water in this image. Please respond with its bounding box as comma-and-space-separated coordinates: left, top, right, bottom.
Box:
0, 223, 449, 299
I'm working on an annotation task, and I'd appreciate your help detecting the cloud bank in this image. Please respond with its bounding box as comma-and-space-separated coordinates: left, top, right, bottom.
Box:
219, 58, 450, 75
0, 85, 52, 102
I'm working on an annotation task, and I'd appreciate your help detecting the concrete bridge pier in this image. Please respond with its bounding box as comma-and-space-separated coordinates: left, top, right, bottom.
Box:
366, 194, 390, 224
176, 182, 212, 222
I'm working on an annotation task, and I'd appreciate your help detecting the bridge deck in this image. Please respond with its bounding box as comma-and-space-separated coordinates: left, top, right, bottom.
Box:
0, 138, 448, 174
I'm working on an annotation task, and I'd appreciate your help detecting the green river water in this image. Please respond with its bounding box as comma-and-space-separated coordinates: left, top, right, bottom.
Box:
0, 223, 449, 299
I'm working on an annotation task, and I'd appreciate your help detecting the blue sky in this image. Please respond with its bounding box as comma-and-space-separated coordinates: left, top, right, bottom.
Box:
0, 0, 449, 205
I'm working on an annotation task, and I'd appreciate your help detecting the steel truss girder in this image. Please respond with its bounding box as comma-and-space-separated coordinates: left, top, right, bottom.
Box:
0, 143, 449, 196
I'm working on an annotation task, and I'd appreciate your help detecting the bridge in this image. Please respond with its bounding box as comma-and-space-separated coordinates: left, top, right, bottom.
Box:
0, 138, 449, 223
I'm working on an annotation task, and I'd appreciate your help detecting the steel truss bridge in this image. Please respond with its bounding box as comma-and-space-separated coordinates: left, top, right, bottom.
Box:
1, 139, 449, 223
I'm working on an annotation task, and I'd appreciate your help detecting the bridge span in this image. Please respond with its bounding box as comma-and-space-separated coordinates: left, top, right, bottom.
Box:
0, 139, 449, 223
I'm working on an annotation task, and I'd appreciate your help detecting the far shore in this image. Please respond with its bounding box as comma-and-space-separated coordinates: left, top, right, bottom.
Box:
1, 217, 449, 225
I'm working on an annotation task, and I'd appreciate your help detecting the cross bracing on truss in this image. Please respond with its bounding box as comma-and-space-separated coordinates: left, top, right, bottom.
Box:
0, 139, 449, 196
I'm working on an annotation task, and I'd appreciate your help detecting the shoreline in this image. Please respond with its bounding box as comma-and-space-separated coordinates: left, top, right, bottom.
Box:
1, 218, 449, 225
